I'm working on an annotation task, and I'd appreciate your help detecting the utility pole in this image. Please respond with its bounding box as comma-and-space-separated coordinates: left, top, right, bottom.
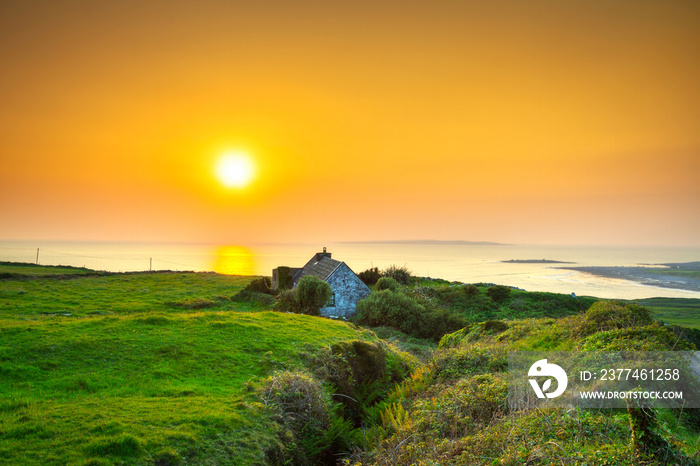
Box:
150, 258, 152, 272
36, 248, 39, 265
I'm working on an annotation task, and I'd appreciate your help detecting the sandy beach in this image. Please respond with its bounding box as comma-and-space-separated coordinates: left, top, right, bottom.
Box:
559, 263, 700, 293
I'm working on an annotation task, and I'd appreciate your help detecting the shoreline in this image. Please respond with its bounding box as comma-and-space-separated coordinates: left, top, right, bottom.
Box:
558, 266, 700, 293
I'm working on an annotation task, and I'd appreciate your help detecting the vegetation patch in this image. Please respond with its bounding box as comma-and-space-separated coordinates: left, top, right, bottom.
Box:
0, 263, 379, 465
165, 298, 217, 309
84, 433, 143, 458
2, 262, 698, 465
349, 300, 700, 465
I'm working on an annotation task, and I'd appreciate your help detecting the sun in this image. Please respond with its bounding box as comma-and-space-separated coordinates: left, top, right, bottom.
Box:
215, 151, 255, 188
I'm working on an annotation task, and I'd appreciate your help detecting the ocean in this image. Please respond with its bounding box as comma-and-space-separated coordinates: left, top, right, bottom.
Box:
1, 240, 699, 300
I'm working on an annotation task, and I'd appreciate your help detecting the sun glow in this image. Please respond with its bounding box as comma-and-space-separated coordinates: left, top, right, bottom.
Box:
212, 245, 256, 275
216, 151, 255, 188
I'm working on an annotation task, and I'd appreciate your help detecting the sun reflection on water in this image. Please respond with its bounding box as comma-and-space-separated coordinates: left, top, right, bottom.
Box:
212, 245, 257, 276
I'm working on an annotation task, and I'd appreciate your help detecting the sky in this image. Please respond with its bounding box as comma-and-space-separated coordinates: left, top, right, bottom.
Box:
1, 0, 699, 247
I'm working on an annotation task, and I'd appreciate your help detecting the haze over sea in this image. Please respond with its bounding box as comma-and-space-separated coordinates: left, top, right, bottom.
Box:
3, 240, 700, 301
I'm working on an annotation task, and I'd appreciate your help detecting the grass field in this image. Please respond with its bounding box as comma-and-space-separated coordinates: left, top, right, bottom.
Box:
636, 297, 700, 328
0, 264, 377, 465
3, 262, 700, 465
0, 261, 95, 276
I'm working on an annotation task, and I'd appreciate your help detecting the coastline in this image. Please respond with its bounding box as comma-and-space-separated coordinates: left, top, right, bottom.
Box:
558, 266, 700, 293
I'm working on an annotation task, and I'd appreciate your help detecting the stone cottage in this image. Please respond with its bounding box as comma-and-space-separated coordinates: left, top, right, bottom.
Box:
272, 248, 371, 318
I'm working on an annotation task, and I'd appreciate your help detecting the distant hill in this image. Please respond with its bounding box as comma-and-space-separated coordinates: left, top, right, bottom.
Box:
561, 261, 700, 293
339, 239, 510, 246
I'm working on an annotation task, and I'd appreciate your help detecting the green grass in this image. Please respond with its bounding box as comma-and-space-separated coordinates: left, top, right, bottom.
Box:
0, 261, 95, 276
0, 270, 259, 318
355, 301, 700, 465
645, 269, 700, 280
634, 297, 700, 328
5, 263, 699, 464
0, 264, 378, 465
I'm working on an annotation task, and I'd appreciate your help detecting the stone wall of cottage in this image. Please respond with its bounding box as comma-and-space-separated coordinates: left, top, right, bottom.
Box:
321, 263, 371, 318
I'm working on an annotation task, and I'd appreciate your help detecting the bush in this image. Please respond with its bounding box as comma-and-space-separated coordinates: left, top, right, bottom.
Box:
579, 301, 655, 336
258, 371, 350, 465
308, 340, 416, 427
464, 284, 480, 297
375, 277, 399, 292
627, 403, 676, 461
382, 265, 411, 285
486, 285, 511, 303
681, 409, 700, 432
418, 373, 508, 437
668, 325, 700, 350
356, 290, 467, 341
581, 324, 695, 351
231, 290, 276, 307
276, 266, 294, 290
244, 276, 272, 294
274, 289, 299, 313
273, 276, 333, 316
438, 325, 475, 348
356, 290, 425, 336
295, 275, 333, 316
482, 320, 509, 334
431, 346, 508, 382
358, 267, 381, 286
419, 308, 469, 342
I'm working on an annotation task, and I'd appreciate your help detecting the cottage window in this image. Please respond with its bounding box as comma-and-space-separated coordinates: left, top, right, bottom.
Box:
327, 293, 336, 307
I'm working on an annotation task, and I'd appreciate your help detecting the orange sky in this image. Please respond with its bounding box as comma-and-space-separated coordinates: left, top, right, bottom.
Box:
1, 1, 699, 246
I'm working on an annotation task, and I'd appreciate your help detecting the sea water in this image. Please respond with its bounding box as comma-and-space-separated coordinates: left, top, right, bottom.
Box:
1, 240, 699, 300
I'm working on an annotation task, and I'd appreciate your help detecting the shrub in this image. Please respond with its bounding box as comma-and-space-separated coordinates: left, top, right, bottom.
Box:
464, 284, 480, 297
482, 320, 509, 334
274, 289, 299, 313
382, 265, 411, 285
681, 409, 700, 432
258, 371, 350, 464
627, 402, 678, 461
375, 277, 399, 292
308, 340, 416, 426
418, 308, 469, 341
486, 285, 511, 303
295, 275, 333, 316
259, 371, 332, 432
358, 267, 381, 286
330, 341, 387, 385
416, 373, 508, 439
579, 301, 655, 336
244, 276, 272, 294
323, 341, 387, 423
356, 290, 425, 336
438, 325, 475, 348
231, 290, 276, 307
668, 325, 700, 350
431, 346, 508, 382
357, 290, 468, 341
276, 266, 293, 290
581, 324, 695, 351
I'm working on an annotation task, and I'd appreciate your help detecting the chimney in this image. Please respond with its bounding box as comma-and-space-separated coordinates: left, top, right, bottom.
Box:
314, 247, 332, 262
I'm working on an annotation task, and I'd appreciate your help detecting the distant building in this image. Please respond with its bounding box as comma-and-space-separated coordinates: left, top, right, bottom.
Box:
272, 248, 371, 318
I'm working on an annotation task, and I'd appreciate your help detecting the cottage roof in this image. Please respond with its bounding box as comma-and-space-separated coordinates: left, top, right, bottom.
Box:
293, 255, 342, 284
